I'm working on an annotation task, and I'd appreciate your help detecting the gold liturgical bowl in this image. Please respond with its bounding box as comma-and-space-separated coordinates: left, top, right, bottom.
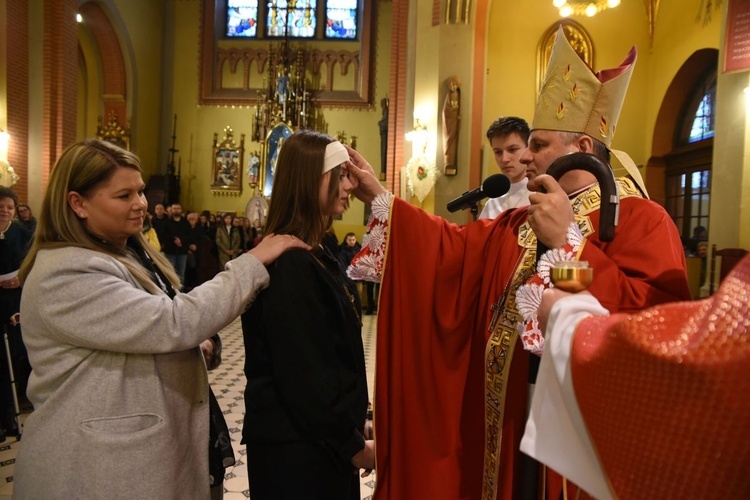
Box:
551, 261, 593, 293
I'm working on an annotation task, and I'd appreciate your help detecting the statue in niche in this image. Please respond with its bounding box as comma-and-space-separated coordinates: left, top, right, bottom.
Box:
276, 71, 290, 105
442, 76, 461, 175
378, 96, 389, 181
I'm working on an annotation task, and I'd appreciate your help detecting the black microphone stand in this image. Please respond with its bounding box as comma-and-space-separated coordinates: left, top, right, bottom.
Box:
520, 152, 619, 500
470, 203, 479, 221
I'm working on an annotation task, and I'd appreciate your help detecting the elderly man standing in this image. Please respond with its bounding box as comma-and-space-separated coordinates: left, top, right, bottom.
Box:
346, 27, 691, 500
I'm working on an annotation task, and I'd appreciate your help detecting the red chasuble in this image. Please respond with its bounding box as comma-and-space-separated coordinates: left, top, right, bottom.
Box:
571, 254, 750, 499
363, 178, 690, 500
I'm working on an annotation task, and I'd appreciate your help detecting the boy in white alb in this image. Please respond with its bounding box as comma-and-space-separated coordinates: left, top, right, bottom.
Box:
479, 116, 531, 219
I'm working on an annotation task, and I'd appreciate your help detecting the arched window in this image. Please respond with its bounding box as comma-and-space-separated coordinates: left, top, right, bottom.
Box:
664, 67, 716, 245
676, 69, 717, 146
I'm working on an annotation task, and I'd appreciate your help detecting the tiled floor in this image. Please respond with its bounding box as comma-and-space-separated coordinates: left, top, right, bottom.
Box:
0, 313, 378, 499
0, 433, 21, 499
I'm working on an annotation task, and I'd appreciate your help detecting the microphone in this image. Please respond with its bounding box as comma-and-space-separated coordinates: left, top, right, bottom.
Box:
446, 174, 511, 213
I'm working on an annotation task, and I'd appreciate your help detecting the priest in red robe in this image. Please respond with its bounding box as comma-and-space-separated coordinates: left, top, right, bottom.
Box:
523, 254, 750, 499
346, 27, 691, 500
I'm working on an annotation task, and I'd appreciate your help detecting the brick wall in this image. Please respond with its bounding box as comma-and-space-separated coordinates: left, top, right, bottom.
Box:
388, 0, 409, 195
42, 0, 79, 189
5, 1, 29, 202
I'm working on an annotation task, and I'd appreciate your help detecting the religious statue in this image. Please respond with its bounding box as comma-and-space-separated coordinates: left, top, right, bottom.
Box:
378, 96, 389, 180
246, 152, 260, 187
276, 72, 290, 105
442, 76, 461, 175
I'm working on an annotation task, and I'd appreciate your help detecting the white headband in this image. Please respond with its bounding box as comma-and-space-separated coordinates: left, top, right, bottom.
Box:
323, 141, 349, 174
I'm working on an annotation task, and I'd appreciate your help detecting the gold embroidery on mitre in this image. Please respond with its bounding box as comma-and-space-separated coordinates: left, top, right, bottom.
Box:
599, 116, 609, 139
531, 26, 637, 149
556, 102, 566, 119
569, 83, 579, 101
537, 67, 558, 111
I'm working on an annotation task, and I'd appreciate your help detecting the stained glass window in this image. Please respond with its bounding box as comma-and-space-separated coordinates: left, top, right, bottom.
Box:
678, 69, 716, 146
688, 91, 715, 143
266, 0, 317, 38
226, 0, 259, 38
325, 0, 358, 39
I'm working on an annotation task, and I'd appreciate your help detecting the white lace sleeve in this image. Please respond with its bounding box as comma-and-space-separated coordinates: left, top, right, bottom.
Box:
347, 192, 394, 282
515, 222, 585, 355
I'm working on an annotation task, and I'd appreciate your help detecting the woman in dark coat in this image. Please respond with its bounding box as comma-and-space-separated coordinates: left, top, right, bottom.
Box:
0, 186, 32, 441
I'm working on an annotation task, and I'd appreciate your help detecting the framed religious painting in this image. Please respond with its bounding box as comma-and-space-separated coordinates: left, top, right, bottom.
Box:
261, 122, 294, 198
211, 126, 245, 195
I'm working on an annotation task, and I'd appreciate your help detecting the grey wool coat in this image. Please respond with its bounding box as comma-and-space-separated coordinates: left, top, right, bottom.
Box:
14, 246, 269, 500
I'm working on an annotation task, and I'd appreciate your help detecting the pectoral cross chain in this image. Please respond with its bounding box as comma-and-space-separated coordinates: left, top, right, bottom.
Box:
488, 294, 507, 333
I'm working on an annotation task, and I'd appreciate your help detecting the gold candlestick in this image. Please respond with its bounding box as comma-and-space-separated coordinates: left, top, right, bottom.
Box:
550, 261, 593, 292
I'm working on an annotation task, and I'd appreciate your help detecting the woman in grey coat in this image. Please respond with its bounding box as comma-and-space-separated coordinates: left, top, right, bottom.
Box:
13, 139, 308, 499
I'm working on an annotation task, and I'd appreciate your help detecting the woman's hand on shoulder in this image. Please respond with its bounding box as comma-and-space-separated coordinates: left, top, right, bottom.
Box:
248, 233, 311, 265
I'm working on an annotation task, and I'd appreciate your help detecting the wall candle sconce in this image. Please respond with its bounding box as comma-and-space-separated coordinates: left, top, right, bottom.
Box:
405, 119, 429, 153
0, 130, 19, 187
405, 119, 439, 203
0, 129, 10, 162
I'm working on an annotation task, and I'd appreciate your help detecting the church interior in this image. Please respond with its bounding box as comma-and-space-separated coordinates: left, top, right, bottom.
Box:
1, 0, 749, 497
1, 0, 749, 295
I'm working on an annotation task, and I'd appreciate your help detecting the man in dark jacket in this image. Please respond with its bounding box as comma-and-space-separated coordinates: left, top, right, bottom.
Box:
162, 203, 192, 286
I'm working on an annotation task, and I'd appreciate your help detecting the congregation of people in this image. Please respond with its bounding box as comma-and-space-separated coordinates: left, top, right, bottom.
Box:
1, 25, 747, 500
146, 203, 266, 291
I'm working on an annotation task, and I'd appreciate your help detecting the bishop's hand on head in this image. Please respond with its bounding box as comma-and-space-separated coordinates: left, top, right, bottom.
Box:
344, 145, 386, 205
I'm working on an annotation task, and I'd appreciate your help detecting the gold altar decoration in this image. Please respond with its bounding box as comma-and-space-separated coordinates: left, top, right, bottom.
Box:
251, 43, 326, 145
96, 110, 131, 151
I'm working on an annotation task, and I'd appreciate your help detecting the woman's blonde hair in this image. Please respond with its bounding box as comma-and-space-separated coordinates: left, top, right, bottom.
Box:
264, 130, 344, 246
19, 139, 181, 293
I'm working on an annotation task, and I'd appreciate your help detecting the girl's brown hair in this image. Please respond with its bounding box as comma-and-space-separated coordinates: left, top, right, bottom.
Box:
264, 130, 344, 246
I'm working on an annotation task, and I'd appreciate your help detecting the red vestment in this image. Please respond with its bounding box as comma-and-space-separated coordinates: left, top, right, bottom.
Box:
570, 254, 750, 499
359, 178, 690, 499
